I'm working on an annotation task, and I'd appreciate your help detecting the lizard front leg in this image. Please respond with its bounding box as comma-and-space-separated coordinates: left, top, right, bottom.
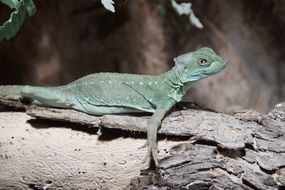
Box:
146, 111, 164, 167
145, 101, 175, 167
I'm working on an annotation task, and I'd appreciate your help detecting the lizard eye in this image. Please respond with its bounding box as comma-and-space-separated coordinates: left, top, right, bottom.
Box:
198, 58, 208, 66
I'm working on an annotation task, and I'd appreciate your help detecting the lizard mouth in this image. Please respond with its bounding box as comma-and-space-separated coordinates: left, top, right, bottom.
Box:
211, 60, 228, 73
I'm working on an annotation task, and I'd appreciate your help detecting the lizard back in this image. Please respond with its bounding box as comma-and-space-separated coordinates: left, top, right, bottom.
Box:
63, 73, 170, 115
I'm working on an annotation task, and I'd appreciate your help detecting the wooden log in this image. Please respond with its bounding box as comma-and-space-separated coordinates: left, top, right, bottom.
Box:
0, 99, 284, 189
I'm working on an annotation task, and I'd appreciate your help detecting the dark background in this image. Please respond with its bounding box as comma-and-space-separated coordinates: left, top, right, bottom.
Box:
0, 0, 284, 113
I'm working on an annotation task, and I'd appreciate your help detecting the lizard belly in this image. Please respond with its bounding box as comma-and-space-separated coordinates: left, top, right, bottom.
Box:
75, 104, 149, 115
72, 101, 154, 115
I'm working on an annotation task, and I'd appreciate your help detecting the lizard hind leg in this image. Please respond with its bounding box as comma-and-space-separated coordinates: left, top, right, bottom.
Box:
21, 86, 70, 108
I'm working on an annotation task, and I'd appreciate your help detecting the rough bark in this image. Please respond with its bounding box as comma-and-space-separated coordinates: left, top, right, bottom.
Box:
0, 99, 284, 189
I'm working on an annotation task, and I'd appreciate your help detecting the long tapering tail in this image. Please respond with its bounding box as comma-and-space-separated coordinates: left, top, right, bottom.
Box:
0, 85, 24, 100
0, 85, 71, 108
21, 86, 71, 108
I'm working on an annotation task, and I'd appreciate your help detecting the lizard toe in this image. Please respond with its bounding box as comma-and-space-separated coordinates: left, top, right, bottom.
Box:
138, 141, 148, 149
141, 147, 151, 163
151, 147, 159, 167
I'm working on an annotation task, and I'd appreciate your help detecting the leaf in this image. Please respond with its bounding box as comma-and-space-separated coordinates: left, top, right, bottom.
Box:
24, 0, 36, 16
170, 0, 203, 29
0, 0, 19, 9
100, 0, 115, 13
171, 0, 192, 15
0, 0, 36, 41
189, 11, 203, 29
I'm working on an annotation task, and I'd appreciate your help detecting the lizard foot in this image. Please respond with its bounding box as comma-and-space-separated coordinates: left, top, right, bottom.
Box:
149, 145, 159, 167
140, 141, 159, 167
138, 142, 148, 149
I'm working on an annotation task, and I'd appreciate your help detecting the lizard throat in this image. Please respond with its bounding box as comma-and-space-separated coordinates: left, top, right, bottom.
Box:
161, 67, 193, 91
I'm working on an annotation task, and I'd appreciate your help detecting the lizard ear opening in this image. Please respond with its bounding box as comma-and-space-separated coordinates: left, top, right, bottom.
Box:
174, 59, 188, 77
174, 52, 193, 65
173, 52, 193, 77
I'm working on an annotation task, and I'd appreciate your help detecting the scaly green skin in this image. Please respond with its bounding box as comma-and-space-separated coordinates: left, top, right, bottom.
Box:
0, 47, 227, 166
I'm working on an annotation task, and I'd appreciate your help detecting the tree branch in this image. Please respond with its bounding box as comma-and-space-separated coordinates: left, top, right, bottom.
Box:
0, 98, 284, 189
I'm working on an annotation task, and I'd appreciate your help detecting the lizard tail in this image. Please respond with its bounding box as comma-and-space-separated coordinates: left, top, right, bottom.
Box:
21, 86, 70, 108
0, 85, 24, 100
0, 85, 70, 108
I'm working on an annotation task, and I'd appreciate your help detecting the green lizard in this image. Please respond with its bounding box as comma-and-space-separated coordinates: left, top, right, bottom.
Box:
0, 47, 227, 166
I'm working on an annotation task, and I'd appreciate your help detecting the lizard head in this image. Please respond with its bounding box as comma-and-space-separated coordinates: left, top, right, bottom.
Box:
174, 47, 227, 83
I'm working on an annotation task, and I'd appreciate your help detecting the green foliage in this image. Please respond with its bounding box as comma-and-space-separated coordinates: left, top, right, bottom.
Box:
100, 0, 115, 13
0, 0, 116, 42
157, 0, 167, 23
171, 0, 203, 29
24, 0, 36, 16
0, 0, 202, 42
0, 0, 36, 41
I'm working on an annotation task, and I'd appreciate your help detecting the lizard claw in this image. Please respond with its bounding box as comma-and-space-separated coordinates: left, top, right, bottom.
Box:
150, 146, 159, 167
140, 141, 159, 167
138, 142, 148, 149
140, 141, 150, 163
